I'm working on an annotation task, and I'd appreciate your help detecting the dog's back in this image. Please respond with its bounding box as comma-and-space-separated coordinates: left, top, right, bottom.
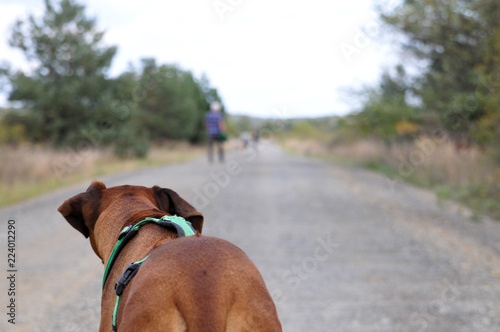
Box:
116, 235, 281, 332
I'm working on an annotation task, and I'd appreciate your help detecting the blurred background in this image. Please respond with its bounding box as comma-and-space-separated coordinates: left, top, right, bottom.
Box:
1, 0, 499, 220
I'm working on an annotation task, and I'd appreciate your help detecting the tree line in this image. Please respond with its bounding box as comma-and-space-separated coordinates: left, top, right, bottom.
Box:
344, 0, 500, 160
0, 0, 223, 157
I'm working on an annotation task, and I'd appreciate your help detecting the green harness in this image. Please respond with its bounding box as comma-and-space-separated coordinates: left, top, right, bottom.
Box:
102, 215, 196, 332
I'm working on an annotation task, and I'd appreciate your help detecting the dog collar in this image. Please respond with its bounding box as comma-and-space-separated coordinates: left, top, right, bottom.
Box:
102, 215, 196, 291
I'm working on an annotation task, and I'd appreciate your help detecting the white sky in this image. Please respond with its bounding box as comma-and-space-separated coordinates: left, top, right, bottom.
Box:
0, 0, 400, 118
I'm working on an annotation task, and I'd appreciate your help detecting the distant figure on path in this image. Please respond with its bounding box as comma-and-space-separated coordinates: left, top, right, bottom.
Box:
205, 101, 227, 163
252, 129, 260, 146
241, 131, 251, 149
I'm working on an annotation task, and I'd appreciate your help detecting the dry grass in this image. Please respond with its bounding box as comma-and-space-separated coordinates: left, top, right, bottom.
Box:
0, 142, 204, 207
283, 136, 500, 219
329, 138, 493, 186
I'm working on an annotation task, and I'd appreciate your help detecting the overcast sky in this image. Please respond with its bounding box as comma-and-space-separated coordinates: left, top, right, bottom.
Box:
0, 0, 399, 118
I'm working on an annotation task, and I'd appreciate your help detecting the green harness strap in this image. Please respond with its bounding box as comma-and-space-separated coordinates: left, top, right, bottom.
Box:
102, 215, 196, 290
103, 215, 196, 332
112, 255, 149, 332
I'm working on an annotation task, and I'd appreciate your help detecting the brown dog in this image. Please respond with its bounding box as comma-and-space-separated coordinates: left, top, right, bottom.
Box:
58, 181, 282, 332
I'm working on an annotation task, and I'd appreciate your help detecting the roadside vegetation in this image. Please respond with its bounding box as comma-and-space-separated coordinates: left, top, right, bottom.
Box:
0, 142, 204, 207
282, 130, 500, 220
0, 0, 216, 206
279, 1, 500, 220
0, 0, 223, 158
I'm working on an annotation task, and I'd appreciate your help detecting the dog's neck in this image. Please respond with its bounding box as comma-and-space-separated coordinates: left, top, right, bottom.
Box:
93, 204, 169, 264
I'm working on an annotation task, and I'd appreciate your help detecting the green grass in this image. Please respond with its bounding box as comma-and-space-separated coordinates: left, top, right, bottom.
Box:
444, 183, 500, 220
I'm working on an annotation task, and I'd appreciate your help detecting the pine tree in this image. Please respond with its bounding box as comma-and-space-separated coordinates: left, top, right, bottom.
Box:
6, 0, 118, 147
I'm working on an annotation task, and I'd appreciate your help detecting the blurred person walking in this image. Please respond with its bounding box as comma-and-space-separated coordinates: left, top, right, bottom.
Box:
205, 101, 227, 163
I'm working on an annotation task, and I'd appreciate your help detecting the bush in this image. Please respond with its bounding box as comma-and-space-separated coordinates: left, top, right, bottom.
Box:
291, 121, 328, 140
114, 133, 150, 159
0, 122, 26, 145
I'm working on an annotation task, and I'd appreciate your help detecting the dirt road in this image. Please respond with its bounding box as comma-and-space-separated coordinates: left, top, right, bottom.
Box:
1, 141, 500, 331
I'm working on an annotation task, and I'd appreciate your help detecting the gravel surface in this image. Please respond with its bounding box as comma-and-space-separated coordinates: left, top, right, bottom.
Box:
1, 141, 499, 331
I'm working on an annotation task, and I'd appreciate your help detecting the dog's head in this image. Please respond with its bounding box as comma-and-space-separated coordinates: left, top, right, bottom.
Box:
58, 181, 204, 250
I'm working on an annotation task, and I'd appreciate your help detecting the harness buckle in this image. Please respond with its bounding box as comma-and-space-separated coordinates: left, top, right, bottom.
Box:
158, 215, 196, 238
115, 262, 141, 296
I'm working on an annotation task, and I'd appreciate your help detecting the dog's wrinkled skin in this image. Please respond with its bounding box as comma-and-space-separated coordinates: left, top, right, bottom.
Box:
58, 181, 282, 332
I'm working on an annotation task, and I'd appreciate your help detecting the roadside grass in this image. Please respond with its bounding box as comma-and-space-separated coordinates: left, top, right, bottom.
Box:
282, 137, 500, 221
0, 142, 204, 207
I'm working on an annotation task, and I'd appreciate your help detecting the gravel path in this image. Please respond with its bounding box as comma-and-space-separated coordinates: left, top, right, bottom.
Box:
1, 141, 499, 331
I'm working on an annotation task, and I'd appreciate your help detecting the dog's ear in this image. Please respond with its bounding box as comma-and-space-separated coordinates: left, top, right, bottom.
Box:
58, 181, 106, 238
153, 186, 204, 233
58, 192, 88, 237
